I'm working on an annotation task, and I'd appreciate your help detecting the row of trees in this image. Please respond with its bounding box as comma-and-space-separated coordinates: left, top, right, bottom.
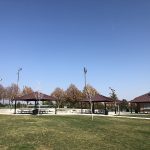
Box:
0, 83, 129, 111
51, 84, 99, 108
0, 83, 98, 108
0, 84, 33, 105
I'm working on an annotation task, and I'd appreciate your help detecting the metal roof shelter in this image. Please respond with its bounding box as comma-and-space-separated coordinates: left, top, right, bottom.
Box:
13, 92, 55, 114
82, 94, 113, 102
131, 92, 150, 103
130, 92, 150, 113
80, 94, 114, 114
15, 92, 54, 101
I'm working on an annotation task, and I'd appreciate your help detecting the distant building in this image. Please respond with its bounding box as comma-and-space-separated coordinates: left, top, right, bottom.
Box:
131, 92, 150, 113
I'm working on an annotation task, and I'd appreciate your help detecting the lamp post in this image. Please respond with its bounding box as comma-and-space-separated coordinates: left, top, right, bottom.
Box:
17, 68, 22, 90
84, 67, 93, 120
84, 67, 87, 88
15, 68, 22, 114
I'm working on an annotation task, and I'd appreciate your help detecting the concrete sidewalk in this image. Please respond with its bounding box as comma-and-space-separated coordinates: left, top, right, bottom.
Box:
0, 109, 150, 120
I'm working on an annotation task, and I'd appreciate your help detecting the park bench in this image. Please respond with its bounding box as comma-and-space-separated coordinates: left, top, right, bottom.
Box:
17, 108, 33, 114
38, 108, 49, 114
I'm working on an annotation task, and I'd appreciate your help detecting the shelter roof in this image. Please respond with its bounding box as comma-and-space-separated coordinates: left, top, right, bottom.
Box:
116, 99, 122, 104
131, 92, 150, 103
81, 94, 113, 102
14, 92, 55, 101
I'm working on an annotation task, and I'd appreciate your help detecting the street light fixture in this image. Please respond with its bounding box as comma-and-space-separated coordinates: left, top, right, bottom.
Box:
17, 68, 22, 87
84, 67, 87, 88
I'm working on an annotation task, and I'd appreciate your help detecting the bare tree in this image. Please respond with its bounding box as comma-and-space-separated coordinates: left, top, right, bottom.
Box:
6, 83, 20, 105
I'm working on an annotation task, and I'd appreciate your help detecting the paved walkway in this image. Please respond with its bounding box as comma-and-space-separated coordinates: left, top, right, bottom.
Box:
50, 113, 150, 120
0, 109, 150, 120
98, 114, 150, 120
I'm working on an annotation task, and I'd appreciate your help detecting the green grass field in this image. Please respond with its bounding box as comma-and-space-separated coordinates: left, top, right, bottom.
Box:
0, 115, 150, 150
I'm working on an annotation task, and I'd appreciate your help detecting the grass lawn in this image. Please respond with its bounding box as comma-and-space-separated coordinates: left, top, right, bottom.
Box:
0, 115, 150, 150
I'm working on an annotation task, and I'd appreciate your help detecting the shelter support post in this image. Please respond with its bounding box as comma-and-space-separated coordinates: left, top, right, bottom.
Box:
34, 100, 37, 109
92, 102, 95, 113
104, 102, 106, 110
14, 100, 17, 114
134, 103, 138, 113
55, 107, 57, 114
104, 103, 108, 115
131, 103, 133, 114
115, 101, 116, 114
137, 103, 140, 113
117, 104, 120, 115
81, 102, 83, 114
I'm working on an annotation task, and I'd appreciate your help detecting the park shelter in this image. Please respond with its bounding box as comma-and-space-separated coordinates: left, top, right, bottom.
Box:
130, 92, 150, 113
80, 94, 113, 114
13, 92, 55, 114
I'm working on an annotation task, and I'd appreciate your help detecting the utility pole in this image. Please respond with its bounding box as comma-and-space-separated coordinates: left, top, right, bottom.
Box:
84, 67, 93, 120
15, 68, 22, 114
84, 67, 87, 88
17, 68, 22, 90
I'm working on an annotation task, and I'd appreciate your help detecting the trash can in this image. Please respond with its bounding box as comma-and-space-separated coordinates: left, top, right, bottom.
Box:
33, 109, 38, 115
104, 109, 108, 115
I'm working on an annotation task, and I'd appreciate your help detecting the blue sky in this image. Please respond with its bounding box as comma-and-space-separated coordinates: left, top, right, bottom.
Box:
0, 0, 150, 100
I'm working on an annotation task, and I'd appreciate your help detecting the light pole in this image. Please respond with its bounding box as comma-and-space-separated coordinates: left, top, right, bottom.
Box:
17, 68, 22, 90
84, 67, 87, 88
84, 67, 93, 120
15, 68, 22, 114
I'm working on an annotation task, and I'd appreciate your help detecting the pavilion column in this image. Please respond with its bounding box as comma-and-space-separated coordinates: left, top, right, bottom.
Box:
81, 102, 83, 114
14, 100, 17, 114
55, 106, 57, 114
118, 103, 120, 115
104, 103, 106, 110
34, 100, 37, 109
114, 101, 117, 114
130, 103, 133, 114
89, 102, 91, 113
49, 100, 51, 107
137, 103, 140, 113
135, 103, 138, 113
92, 102, 95, 114
104, 103, 107, 115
